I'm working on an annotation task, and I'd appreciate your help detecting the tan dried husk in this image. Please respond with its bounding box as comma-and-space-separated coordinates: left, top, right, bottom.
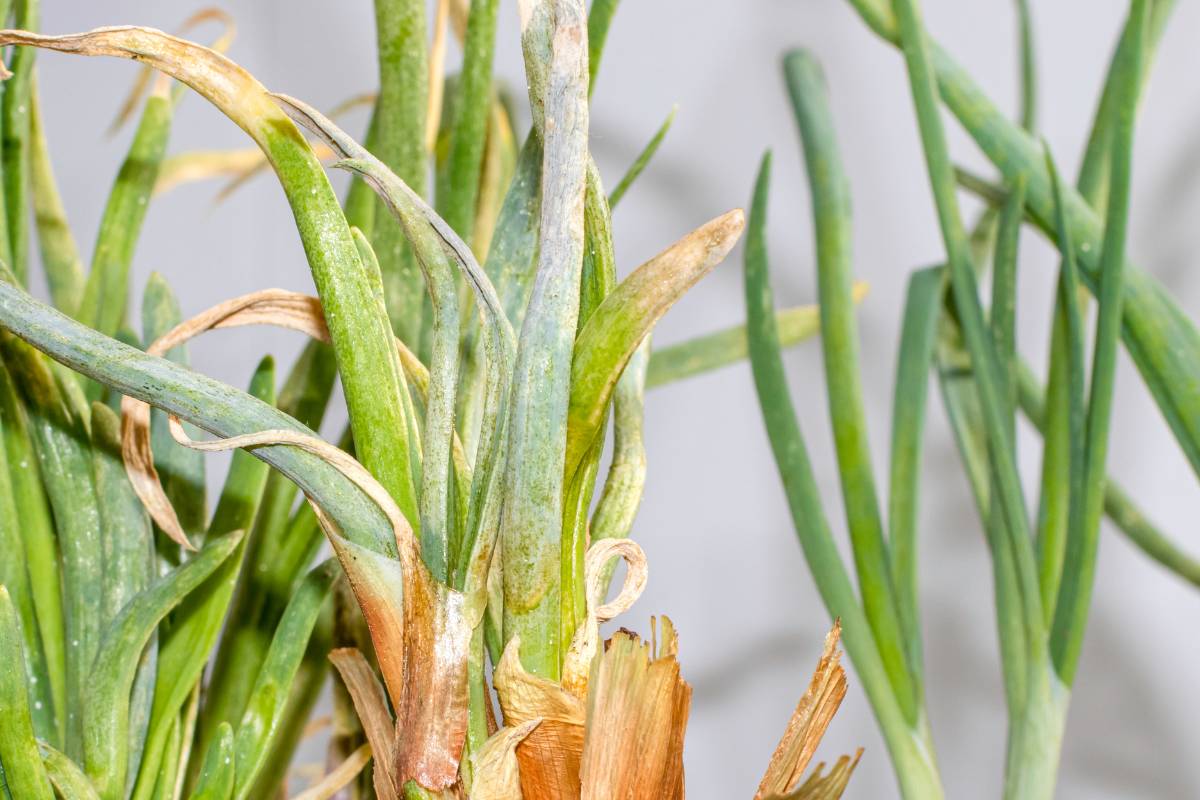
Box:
754, 622, 861, 800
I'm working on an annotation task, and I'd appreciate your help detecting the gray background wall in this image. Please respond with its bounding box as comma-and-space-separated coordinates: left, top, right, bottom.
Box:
32, 1, 1200, 796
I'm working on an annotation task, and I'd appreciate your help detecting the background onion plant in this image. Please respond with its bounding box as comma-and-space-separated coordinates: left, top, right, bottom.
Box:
0, 0, 860, 799
744, 0, 1200, 797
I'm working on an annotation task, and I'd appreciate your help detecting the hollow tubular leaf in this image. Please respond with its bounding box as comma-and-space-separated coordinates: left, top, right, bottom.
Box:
607, 104, 675, 210
372, 0, 428, 349
890, 0, 1044, 650
1050, 0, 1147, 685
644, 288, 865, 389
743, 152, 942, 798
886, 266, 942, 692
29, 81, 85, 317
190, 723, 235, 800
785, 49, 915, 721
232, 559, 337, 799
841, 2, 1200, 488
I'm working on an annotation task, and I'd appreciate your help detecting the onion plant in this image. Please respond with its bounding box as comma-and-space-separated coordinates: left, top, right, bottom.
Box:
744, 0, 1199, 797
0, 1, 856, 798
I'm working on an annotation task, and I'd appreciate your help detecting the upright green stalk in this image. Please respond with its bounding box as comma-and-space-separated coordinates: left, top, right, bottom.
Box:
744, 153, 942, 799
2, 0, 37, 283
372, 0, 428, 349
500, 0, 590, 679
784, 50, 917, 724
436, 0, 499, 245
1049, 0, 1147, 686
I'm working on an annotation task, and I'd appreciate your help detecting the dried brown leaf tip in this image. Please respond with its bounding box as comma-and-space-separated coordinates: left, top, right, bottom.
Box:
755, 621, 861, 800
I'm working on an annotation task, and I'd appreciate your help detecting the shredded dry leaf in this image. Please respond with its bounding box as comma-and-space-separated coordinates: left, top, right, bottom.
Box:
754, 622, 855, 800
493, 637, 586, 800
578, 622, 691, 800
771, 750, 863, 800
291, 743, 372, 800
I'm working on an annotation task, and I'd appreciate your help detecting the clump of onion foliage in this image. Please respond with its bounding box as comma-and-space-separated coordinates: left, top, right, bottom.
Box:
744, 0, 1199, 798
0, 1, 850, 799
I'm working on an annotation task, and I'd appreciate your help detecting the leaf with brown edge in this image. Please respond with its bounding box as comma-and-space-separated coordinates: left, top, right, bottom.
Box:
157, 410, 471, 792
328, 648, 398, 800
120, 289, 330, 550
492, 637, 585, 800
470, 719, 541, 800
754, 622, 856, 800
578, 622, 691, 800
107, 8, 237, 134
119, 287, 444, 551
564, 208, 745, 478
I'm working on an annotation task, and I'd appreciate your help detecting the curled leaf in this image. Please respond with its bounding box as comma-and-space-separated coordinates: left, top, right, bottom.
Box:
561, 537, 648, 697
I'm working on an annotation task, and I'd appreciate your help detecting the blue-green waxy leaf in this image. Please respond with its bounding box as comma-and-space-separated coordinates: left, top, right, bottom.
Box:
499, 0, 590, 679
436, 0, 499, 246
891, 0, 1044, 656
78, 93, 172, 338
88, 401, 156, 796
0, 587, 54, 800
83, 530, 243, 800
742, 151, 942, 798
38, 742, 98, 800
30, 84, 85, 318
132, 357, 275, 800
0, 26, 420, 528
0, 357, 63, 747
2, 0, 38, 283
0, 367, 55, 742
372, 0, 429, 354
1049, 0, 1149, 687
843, 2, 1200, 490
190, 723, 235, 800
0, 280, 396, 556
0, 334, 101, 761
607, 105, 676, 210
232, 559, 338, 799
189, 344, 334, 792
784, 48, 917, 722
886, 265, 943, 692
142, 273, 206, 548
